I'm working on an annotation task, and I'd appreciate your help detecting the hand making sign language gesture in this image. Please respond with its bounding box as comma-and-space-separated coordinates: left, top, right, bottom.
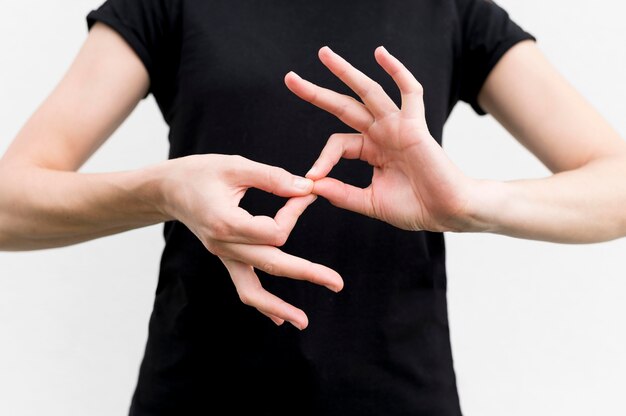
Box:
285, 46, 475, 233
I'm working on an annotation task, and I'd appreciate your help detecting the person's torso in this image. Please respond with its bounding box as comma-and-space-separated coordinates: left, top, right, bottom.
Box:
136, 1, 464, 415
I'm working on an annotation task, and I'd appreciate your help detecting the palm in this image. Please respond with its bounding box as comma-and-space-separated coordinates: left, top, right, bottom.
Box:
370, 160, 422, 229
364, 118, 428, 229
286, 47, 470, 231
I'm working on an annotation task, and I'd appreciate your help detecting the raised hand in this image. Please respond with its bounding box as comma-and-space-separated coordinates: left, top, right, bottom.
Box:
284, 46, 475, 232
159, 154, 343, 330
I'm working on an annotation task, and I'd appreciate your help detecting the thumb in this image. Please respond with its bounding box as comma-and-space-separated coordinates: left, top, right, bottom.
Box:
313, 177, 375, 218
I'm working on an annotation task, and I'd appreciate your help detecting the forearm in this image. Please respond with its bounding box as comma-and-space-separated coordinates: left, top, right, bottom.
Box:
465, 156, 626, 243
0, 161, 171, 250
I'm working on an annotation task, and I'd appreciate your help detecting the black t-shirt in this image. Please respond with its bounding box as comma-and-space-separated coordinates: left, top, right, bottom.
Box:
87, 1, 535, 415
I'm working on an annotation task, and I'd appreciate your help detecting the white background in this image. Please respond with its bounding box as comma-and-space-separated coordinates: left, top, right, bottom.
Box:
1, 1, 625, 415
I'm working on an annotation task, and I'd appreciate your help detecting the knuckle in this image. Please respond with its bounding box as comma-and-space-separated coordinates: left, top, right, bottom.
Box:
275, 166, 289, 179
222, 166, 240, 182
224, 155, 249, 179
237, 283, 263, 307
304, 261, 318, 282
231, 154, 247, 165
412, 81, 424, 95
205, 240, 225, 257
334, 102, 349, 118
209, 219, 231, 240
266, 167, 286, 192
260, 257, 278, 276
274, 230, 289, 247
328, 133, 342, 145
364, 81, 383, 98
357, 85, 370, 98
373, 81, 385, 93
204, 238, 218, 253
308, 89, 319, 103
305, 258, 314, 268
238, 289, 254, 306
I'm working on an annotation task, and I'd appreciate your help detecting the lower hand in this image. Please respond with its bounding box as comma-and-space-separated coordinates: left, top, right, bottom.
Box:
158, 154, 343, 330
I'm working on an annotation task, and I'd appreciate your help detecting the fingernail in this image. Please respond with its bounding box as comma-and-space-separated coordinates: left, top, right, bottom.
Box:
333, 277, 344, 293
294, 177, 313, 191
288, 71, 301, 79
305, 165, 318, 178
379, 46, 388, 53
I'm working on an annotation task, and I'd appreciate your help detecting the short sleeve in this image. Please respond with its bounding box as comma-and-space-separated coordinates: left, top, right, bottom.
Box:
86, 0, 182, 99
456, 0, 536, 115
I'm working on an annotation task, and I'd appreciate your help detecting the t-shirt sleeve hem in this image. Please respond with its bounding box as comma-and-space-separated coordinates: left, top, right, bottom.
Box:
86, 10, 153, 98
470, 34, 537, 115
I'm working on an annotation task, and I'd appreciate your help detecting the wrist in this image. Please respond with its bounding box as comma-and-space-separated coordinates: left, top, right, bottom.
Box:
454, 178, 509, 234
132, 160, 178, 223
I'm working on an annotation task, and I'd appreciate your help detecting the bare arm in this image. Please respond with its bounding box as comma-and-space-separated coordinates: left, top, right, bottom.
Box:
0, 22, 159, 249
0, 23, 342, 330
285, 42, 626, 243
471, 40, 626, 243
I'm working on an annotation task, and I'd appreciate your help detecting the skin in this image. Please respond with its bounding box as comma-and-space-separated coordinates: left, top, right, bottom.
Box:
285, 44, 626, 243
1, 22, 625, 329
0, 23, 342, 330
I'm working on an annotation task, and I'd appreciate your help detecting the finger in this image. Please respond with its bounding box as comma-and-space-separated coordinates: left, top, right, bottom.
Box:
220, 243, 344, 293
260, 311, 285, 326
305, 133, 365, 180
284, 71, 374, 132
272, 194, 318, 241
234, 156, 314, 197
313, 177, 375, 218
318, 46, 398, 118
218, 194, 317, 246
222, 259, 308, 330
374, 46, 425, 118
